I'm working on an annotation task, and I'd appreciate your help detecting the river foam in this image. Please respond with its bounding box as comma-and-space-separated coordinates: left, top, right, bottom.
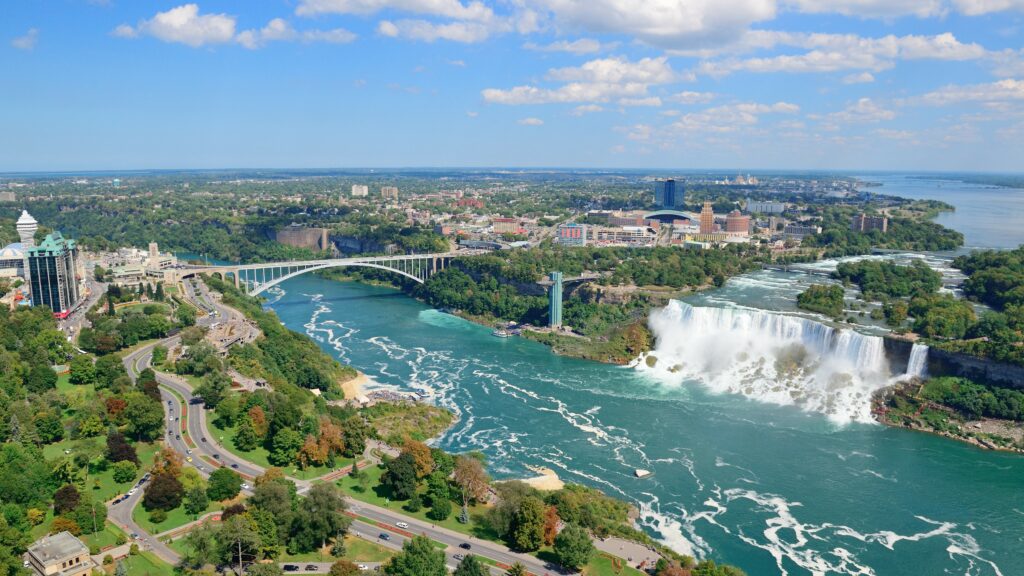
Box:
637, 301, 895, 424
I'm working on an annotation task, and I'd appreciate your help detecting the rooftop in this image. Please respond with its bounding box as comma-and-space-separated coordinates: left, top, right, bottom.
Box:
27, 532, 88, 564
27, 232, 76, 256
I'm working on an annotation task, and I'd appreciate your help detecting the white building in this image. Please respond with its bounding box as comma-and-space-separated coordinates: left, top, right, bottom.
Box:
351, 185, 369, 197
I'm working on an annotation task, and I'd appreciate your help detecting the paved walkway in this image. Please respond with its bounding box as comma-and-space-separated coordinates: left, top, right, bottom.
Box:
595, 536, 662, 572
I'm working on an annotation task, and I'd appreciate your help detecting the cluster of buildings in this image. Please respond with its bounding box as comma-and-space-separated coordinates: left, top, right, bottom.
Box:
104, 242, 178, 289
0, 210, 85, 318
350, 184, 401, 200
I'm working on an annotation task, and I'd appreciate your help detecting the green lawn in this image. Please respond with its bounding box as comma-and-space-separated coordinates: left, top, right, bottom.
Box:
171, 535, 394, 564
132, 499, 223, 535
120, 551, 175, 576
336, 465, 496, 541
41, 438, 160, 503
118, 303, 171, 317
205, 419, 343, 481
583, 554, 647, 576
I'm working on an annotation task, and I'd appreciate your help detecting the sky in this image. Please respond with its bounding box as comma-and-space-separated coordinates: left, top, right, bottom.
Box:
2, 1, 1024, 172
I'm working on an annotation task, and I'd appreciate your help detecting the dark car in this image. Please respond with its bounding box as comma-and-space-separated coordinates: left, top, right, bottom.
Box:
459, 542, 471, 550
283, 565, 299, 572
231, 463, 239, 469
379, 533, 391, 541
175, 434, 181, 440
212, 454, 220, 460
201, 437, 207, 442
304, 565, 317, 571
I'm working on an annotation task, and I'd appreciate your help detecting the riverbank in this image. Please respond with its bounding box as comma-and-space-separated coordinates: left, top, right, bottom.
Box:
872, 379, 1024, 454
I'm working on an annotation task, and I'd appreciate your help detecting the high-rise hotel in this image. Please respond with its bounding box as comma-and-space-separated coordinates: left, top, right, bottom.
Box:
27, 231, 81, 318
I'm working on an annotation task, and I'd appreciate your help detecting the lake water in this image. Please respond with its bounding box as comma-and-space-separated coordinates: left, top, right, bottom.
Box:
264, 175, 1024, 576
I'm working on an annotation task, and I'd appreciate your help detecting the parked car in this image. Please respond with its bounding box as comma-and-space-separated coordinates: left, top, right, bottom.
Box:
459, 542, 471, 550
453, 554, 465, 561
304, 565, 317, 571
395, 522, 409, 529
283, 565, 299, 572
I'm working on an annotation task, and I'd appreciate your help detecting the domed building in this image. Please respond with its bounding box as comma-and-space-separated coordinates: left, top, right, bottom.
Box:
0, 242, 25, 278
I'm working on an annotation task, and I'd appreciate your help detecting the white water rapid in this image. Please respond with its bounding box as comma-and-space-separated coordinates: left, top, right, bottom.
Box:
637, 301, 895, 424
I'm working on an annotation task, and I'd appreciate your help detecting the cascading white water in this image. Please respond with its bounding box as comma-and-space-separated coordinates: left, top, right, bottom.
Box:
635, 301, 892, 424
905, 343, 929, 378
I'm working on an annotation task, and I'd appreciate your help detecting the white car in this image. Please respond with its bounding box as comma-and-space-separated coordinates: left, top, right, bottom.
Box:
128, 488, 137, 496
241, 483, 251, 490
395, 521, 409, 529
357, 565, 368, 571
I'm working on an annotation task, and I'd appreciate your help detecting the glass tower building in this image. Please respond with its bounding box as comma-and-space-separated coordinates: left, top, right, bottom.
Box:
548, 271, 563, 328
27, 232, 80, 318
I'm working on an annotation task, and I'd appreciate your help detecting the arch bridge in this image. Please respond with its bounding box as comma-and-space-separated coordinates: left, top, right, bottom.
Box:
173, 252, 465, 296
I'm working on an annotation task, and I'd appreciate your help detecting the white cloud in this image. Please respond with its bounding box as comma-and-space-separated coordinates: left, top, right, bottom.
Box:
827, 98, 896, 123
448, 59, 466, 66
527, 0, 777, 49
11, 28, 39, 51
116, 4, 236, 48
668, 90, 716, 104
668, 101, 799, 133
523, 38, 608, 54
518, 117, 544, 125
913, 79, 1024, 106
112, 24, 138, 38
619, 97, 663, 106
953, 0, 1024, 15
785, 0, 946, 18
466, 111, 479, 117
843, 72, 876, 84
377, 19, 491, 42
698, 32, 985, 76
237, 18, 357, 49
571, 104, 604, 115
483, 56, 679, 105
297, 0, 494, 21
990, 49, 1024, 77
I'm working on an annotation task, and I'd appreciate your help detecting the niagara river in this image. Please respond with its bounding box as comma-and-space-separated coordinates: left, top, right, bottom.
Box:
263, 175, 1024, 576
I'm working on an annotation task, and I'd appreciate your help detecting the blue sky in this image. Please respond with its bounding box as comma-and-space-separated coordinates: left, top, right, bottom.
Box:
2, 0, 1023, 171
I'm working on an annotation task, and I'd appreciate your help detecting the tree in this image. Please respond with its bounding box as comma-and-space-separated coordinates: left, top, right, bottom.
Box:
181, 523, 218, 569
553, 524, 593, 570
290, 483, 351, 554
114, 561, 127, 576
247, 564, 284, 576
402, 439, 434, 479
453, 555, 488, 576
268, 427, 303, 466
152, 345, 168, 366
94, 354, 128, 389
341, 415, 370, 457
143, 473, 184, 511
66, 493, 106, 535
53, 484, 80, 515
504, 563, 527, 576
383, 535, 446, 576
68, 355, 96, 386
329, 559, 361, 576
427, 497, 451, 521
175, 305, 196, 327
106, 431, 140, 465
251, 477, 296, 547
50, 517, 81, 536
111, 460, 138, 484
195, 371, 231, 408
25, 364, 57, 394
381, 452, 419, 501
123, 392, 164, 441
235, 417, 260, 451
509, 496, 545, 552
543, 505, 560, 546
452, 456, 489, 509
207, 468, 243, 501
184, 485, 210, 517
217, 514, 261, 572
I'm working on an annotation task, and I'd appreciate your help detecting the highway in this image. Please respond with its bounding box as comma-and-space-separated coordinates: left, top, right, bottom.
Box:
115, 280, 568, 575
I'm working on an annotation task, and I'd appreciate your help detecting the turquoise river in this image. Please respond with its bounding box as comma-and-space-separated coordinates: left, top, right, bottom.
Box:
262, 174, 1024, 576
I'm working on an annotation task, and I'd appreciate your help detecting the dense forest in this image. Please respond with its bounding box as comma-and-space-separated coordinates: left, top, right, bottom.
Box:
802, 207, 963, 257
833, 259, 942, 300
796, 284, 845, 318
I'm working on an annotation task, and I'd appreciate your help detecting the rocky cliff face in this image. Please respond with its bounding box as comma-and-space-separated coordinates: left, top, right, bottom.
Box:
884, 335, 1024, 389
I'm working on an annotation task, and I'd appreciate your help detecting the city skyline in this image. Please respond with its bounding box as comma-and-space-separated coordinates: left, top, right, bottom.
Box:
3, 1, 1024, 172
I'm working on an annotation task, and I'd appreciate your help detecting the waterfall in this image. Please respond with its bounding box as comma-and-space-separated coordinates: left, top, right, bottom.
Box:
636, 301, 893, 424
905, 343, 929, 378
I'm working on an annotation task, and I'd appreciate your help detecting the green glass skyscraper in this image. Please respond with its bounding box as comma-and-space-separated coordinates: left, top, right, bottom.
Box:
548, 271, 563, 328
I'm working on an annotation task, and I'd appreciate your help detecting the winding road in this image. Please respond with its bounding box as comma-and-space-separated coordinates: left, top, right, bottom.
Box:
112, 280, 568, 575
